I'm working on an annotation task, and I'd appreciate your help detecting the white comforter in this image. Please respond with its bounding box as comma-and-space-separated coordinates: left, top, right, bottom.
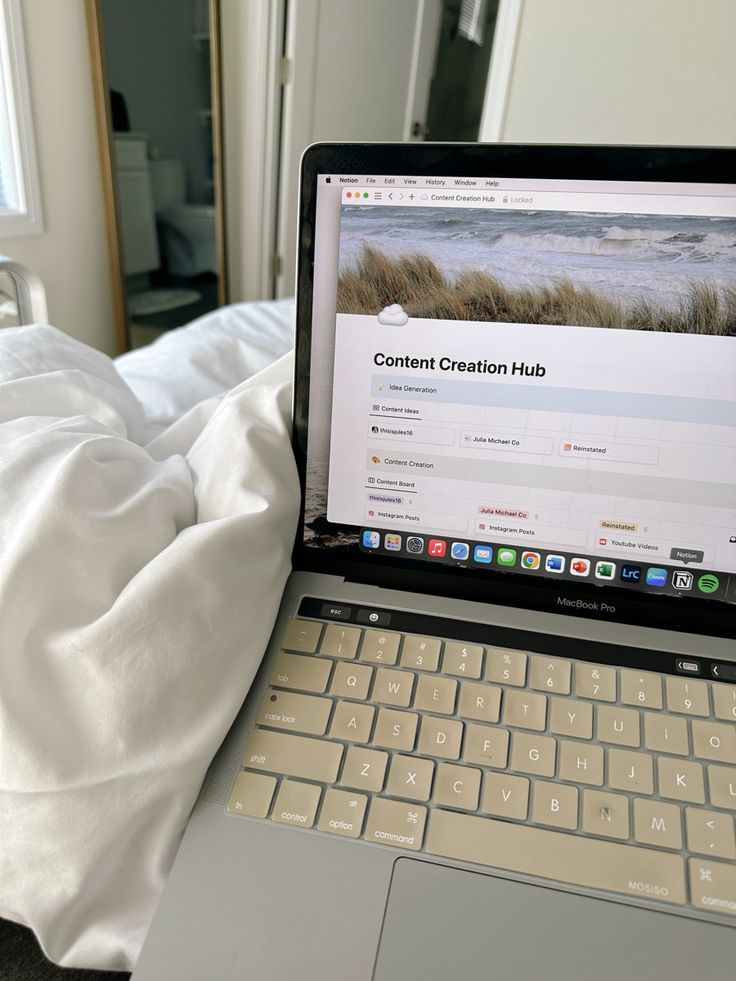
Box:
0, 300, 297, 971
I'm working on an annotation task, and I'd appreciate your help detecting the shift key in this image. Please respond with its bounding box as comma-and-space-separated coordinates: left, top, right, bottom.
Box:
243, 729, 343, 783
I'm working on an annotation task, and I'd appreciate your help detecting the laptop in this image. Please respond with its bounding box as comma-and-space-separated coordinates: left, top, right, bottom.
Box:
133, 144, 736, 980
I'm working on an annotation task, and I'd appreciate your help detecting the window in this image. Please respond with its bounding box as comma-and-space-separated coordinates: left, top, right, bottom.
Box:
0, 0, 42, 236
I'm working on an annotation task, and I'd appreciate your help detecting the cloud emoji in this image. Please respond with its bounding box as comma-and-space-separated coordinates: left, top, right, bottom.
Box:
377, 303, 409, 326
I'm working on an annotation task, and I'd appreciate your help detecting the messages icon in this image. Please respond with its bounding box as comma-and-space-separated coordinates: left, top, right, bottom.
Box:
497, 548, 517, 567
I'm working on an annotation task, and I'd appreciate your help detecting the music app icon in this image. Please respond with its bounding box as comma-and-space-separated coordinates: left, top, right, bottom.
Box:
428, 539, 447, 557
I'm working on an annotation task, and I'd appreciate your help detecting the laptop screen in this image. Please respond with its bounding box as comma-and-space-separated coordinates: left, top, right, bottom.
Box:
296, 147, 736, 633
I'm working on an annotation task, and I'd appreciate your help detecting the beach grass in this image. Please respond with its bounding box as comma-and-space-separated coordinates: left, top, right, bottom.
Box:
336, 245, 736, 335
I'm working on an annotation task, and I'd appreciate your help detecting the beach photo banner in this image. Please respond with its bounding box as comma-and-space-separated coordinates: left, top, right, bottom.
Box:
337, 205, 736, 336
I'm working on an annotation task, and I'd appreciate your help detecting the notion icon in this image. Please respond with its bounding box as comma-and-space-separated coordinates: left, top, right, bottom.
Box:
451, 542, 470, 560
362, 530, 380, 550
521, 551, 541, 570
428, 539, 446, 558
407, 536, 424, 554
672, 570, 694, 591
570, 558, 591, 577
545, 554, 565, 573
474, 545, 493, 564
384, 533, 402, 551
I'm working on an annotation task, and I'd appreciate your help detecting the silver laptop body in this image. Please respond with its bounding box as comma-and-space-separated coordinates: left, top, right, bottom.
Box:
133, 144, 736, 980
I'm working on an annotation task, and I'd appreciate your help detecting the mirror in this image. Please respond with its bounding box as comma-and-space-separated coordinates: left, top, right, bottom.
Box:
88, 0, 227, 351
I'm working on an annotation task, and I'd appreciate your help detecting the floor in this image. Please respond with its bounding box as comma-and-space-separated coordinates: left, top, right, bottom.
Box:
127, 271, 220, 349
0, 918, 130, 980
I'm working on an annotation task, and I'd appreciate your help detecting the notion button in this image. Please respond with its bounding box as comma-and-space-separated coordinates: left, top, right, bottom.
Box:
357, 608, 391, 627
670, 547, 704, 564
320, 603, 352, 621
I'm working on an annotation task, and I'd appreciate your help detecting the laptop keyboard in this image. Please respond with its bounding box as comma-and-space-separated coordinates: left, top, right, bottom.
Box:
227, 613, 736, 921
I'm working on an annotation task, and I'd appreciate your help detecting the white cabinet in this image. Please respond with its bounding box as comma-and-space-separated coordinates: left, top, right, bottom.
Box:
114, 137, 159, 276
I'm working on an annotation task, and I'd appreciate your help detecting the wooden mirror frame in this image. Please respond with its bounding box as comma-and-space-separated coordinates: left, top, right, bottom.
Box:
85, 0, 228, 354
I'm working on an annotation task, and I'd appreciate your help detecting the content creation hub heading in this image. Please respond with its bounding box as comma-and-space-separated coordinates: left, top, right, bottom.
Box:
373, 353, 547, 377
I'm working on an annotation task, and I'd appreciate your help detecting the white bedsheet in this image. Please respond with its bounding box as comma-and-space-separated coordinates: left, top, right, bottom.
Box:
0, 303, 298, 971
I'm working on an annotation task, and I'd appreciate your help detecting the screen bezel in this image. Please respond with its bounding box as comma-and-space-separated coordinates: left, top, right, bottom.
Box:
292, 142, 736, 640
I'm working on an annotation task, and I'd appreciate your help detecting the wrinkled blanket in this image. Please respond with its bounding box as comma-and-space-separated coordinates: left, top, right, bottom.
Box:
0, 309, 298, 971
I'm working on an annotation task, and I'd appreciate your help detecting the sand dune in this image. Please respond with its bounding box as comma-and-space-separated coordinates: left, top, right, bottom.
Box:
337, 245, 736, 335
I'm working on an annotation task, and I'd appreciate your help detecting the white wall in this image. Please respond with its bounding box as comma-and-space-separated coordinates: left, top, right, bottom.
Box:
2, 0, 117, 354
485, 0, 736, 146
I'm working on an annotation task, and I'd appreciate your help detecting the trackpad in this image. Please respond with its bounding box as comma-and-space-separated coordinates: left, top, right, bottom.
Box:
373, 859, 732, 981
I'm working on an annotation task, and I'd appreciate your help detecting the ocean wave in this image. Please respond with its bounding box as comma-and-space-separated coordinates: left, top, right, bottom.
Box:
491, 227, 736, 261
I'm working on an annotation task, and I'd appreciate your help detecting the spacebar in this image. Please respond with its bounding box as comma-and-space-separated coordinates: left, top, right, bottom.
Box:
425, 810, 686, 905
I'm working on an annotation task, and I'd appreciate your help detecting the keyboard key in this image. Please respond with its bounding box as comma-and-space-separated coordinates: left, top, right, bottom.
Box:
434, 762, 481, 810
503, 690, 547, 731
658, 757, 705, 804
597, 705, 640, 747
713, 684, 736, 722
270, 652, 332, 693
633, 799, 682, 850
386, 754, 434, 802
413, 674, 457, 715
227, 771, 276, 818
685, 807, 735, 860
400, 635, 441, 671
425, 810, 686, 905
242, 729, 343, 783
418, 716, 463, 759
330, 661, 373, 700
372, 708, 418, 752
486, 647, 527, 687
340, 746, 388, 792
481, 772, 529, 820
532, 781, 578, 830
608, 749, 654, 795
620, 670, 663, 709
582, 790, 629, 840
575, 662, 616, 702
329, 701, 374, 743
510, 732, 556, 777
643, 712, 689, 756
360, 630, 400, 665
707, 765, 736, 810
558, 741, 604, 786
319, 624, 361, 659
257, 688, 332, 735
689, 857, 736, 917
317, 788, 367, 838
691, 720, 736, 764
443, 642, 483, 679
282, 618, 322, 652
365, 798, 427, 851
271, 780, 321, 829
457, 682, 501, 723
666, 676, 710, 717
530, 655, 571, 694
549, 697, 592, 739
372, 667, 414, 707
463, 723, 510, 769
